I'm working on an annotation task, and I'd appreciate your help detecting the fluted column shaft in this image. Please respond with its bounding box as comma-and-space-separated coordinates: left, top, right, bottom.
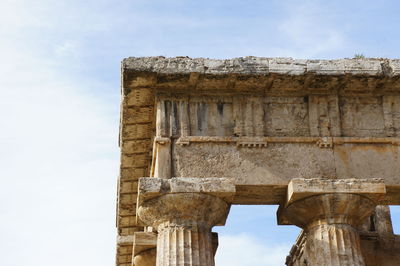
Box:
157, 223, 214, 266
305, 223, 364, 266
283, 193, 378, 266
138, 193, 230, 266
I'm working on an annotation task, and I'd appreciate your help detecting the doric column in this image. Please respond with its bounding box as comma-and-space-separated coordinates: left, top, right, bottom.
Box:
137, 178, 235, 266
279, 179, 386, 266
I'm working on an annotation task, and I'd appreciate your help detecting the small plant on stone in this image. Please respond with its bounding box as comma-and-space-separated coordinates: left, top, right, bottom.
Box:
353, 53, 365, 59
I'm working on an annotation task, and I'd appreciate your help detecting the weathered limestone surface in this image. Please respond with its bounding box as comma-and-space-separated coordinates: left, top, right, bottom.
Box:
137, 177, 236, 206
137, 178, 234, 266
287, 206, 400, 266
116, 56, 400, 266
133, 232, 157, 266
279, 179, 386, 266
123, 57, 400, 76
133, 249, 156, 266
138, 194, 228, 266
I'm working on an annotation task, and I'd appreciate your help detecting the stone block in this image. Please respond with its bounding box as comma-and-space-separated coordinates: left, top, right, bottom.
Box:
120, 167, 147, 180
123, 106, 154, 124
138, 177, 236, 205
121, 153, 148, 168
268, 58, 307, 75
133, 232, 157, 256
286, 178, 386, 205
122, 123, 154, 140
118, 215, 137, 228
125, 88, 154, 106
389, 59, 400, 76
307, 60, 345, 75
122, 139, 151, 155
343, 59, 383, 75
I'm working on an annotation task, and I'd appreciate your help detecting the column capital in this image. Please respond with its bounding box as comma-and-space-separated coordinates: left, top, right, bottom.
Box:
138, 177, 235, 203
278, 178, 386, 227
138, 193, 229, 229
137, 177, 235, 227
282, 193, 378, 229
136, 178, 235, 266
278, 178, 387, 266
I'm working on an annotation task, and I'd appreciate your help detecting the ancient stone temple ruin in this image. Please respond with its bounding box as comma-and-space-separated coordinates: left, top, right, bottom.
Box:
116, 56, 400, 266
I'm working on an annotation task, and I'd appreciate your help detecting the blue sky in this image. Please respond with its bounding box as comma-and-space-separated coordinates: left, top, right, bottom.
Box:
0, 0, 399, 265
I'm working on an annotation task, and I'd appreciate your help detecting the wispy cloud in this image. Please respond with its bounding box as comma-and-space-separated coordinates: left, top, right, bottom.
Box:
0, 2, 119, 265
0, 53, 119, 266
276, 0, 347, 58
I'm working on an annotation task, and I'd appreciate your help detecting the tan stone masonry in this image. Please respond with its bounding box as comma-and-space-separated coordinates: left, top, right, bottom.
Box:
136, 177, 234, 266
116, 56, 400, 266
278, 179, 386, 266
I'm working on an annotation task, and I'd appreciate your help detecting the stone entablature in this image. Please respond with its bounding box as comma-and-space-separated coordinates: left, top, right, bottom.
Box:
116, 57, 400, 266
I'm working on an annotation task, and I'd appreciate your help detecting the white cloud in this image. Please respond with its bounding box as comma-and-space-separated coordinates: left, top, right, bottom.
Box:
276, 0, 347, 58
0, 70, 119, 266
0, 3, 119, 265
216, 234, 291, 266
0, 64, 119, 266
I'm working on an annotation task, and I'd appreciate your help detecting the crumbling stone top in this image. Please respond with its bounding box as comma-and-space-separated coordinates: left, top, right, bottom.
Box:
123, 56, 400, 76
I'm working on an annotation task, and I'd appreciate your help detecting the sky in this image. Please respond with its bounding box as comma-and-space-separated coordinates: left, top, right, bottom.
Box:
0, 0, 400, 265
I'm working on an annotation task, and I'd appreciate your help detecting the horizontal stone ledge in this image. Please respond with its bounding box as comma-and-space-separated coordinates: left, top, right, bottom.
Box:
123, 56, 400, 76
231, 184, 400, 206
175, 136, 400, 147
286, 178, 387, 206
135, 179, 400, 205
138, 177, 236, 205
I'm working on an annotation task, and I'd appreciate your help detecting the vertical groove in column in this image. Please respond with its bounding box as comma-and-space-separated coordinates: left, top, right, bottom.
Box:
177, 228, 183, 265
244, 101, 254, 136
197, 226, 205, 265
184, 229, 192, 266
334, 226, 341, 265
306, 224, 365, 266
157, 224, 214, 266
171, 229, 177, 266
191, 226, 199, 265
